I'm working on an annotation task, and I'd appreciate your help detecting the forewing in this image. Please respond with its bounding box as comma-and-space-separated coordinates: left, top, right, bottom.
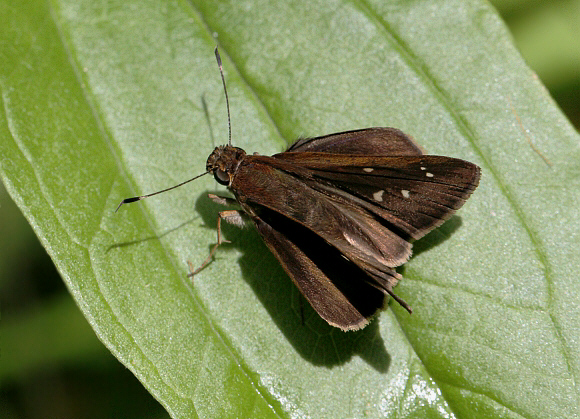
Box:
231, 157, 413, 268
273, 153, 481, 240
286, 127, 424, 156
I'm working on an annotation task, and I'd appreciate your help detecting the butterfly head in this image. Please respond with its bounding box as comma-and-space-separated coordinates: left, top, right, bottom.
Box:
206, 145, 246, 186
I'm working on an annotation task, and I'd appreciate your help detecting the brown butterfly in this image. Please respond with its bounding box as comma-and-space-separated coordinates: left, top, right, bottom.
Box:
117, 48, 480, 331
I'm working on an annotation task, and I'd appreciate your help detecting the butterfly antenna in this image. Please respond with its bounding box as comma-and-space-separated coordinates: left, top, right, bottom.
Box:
115, 170, 210, 212
214, 46, 232, 146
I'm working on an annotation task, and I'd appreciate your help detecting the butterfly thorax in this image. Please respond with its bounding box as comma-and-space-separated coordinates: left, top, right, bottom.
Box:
206, 145, 246, 186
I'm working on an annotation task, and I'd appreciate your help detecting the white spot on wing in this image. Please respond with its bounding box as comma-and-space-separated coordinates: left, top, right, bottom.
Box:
426, 172, 434, 177
420, 166, 426, 171
363, 168, 374, 173
373, 190, 385, 201
401, 189, 410, 198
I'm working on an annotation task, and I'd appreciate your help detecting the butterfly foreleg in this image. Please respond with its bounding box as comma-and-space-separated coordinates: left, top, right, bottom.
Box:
208, 193, 237, 207
188, 208, 247, 277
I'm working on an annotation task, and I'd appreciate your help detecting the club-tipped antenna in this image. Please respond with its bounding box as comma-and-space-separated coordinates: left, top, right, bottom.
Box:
214, 46, 231, 146
115, 170, 210, 212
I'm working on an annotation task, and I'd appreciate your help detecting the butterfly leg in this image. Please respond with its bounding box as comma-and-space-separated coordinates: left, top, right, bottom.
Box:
208, 193, 237, 207
188, 209, 246, 277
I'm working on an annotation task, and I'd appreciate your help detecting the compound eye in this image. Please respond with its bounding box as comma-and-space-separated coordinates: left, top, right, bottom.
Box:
214, 168, 230, 185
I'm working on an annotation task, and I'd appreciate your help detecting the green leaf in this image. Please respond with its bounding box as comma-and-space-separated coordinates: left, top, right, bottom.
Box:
1, 0, 579, 418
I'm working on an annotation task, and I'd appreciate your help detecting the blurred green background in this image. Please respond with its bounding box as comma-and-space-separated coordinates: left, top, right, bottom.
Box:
1, 1, 579, 417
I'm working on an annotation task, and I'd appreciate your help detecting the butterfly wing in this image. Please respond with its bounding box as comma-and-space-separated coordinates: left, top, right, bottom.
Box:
232, 157, 414, 268
227, 137, 479, 328
273, 153, 481, 240
287, 127, 424, 156
251, 206, 390, 331
230, 157, 414, 324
